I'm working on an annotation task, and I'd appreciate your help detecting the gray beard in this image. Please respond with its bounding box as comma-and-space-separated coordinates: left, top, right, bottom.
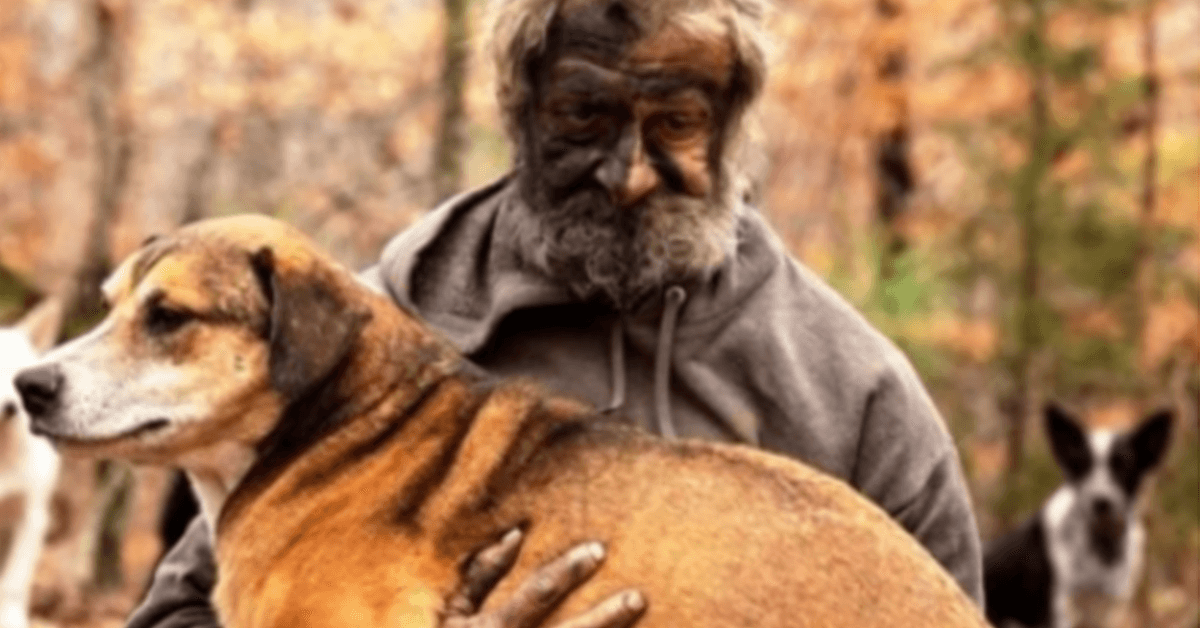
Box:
513, 183, 739, 309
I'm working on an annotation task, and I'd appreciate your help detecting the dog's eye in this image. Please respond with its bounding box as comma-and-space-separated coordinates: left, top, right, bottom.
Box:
145, 302, 193, 335
1, 401, 17, 421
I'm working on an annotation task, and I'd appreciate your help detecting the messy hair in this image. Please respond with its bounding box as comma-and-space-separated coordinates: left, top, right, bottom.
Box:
486, 0, 772, 151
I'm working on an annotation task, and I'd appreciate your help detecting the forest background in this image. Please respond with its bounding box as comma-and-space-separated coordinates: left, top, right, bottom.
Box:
0, 0, 1196, 626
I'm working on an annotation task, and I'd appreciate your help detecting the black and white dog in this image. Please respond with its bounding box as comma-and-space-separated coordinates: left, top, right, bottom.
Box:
984, 404, 1173, 628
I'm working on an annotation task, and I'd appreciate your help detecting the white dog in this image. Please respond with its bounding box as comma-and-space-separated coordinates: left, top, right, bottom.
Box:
0, 299, 63, 628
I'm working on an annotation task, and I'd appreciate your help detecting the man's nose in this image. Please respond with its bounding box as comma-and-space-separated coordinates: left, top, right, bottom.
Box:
597, 132, 660, 207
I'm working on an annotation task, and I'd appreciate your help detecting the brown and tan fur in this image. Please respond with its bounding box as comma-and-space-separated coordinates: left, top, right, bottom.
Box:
22, 215, 987, 628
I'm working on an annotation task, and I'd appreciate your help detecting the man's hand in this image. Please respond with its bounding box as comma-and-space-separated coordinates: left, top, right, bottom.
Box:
442, 529, 646, 628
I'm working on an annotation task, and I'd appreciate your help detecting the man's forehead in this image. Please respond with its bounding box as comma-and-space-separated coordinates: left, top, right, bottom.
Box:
551, 1, 735, 87
625, 17, 734, 80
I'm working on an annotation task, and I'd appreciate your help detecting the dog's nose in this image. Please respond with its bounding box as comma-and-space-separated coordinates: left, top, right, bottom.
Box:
15, 364, 63, 418
1091, 497, 1115, 520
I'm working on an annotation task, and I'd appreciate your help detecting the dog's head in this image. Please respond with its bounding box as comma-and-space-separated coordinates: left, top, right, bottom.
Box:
0, 298, 63, 451
1045, 403, 1173, 564
14, 215, 372, 465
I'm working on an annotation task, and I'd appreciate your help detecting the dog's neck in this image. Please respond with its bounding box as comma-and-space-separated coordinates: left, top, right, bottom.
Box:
184, 443, 259, 530
214, 291, 465, 536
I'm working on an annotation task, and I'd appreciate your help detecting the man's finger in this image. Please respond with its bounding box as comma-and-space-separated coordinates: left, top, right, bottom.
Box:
447, 528, 526, 616
549, 591, 646, 628
496, 541, 606, 628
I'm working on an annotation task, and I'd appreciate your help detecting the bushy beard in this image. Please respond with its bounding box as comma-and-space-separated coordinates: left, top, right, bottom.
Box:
514, 179, 739, 310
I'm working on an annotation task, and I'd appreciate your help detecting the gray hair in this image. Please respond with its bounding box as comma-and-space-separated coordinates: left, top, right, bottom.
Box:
486, 0, 773, 148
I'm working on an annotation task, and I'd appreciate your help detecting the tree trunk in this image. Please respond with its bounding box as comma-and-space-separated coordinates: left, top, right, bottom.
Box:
68, 0, 130, 329
1135, 0, 1160, 357
1003, 0, 1052, 503
432, 0, 470, 204
871, 0, 913, 280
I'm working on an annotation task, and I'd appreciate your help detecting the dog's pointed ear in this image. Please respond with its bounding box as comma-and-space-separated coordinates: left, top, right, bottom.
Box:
1131, 409, 1173, 473
1045, 403, 1092, 480
249, 246, 369, 400
17, 296, 64, 352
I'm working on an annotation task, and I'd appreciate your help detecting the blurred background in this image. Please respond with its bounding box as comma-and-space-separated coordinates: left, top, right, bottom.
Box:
0, 0, 1195, 626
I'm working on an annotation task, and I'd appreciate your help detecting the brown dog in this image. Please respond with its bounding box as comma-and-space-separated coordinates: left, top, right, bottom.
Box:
15, 216, 987, 627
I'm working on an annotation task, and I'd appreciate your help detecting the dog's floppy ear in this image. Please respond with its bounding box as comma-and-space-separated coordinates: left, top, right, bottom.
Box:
17, 296, 64, 352
249, 246, 369, 399
1130, 409, 1173, 473
1046, 403, 1092, 480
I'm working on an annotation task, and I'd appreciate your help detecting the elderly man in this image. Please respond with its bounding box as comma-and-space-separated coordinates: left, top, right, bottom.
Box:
127, 0, 983, 626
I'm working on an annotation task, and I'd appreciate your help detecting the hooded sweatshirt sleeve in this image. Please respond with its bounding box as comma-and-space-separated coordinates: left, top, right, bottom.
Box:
850, 361, 985, 605
124, 516, 220, 628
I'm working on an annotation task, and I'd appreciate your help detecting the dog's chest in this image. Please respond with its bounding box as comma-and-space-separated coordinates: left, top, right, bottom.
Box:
1042, 488, 1142, 598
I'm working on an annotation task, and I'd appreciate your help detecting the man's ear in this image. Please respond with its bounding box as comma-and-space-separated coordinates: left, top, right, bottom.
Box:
249, 246, 370, 400
1045, 403, 1092, 480
1131, 409, 1173, 473
17, 296, 64, 352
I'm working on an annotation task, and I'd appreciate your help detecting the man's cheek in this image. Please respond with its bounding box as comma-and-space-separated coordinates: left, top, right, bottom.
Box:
670, 142, 713, 197
538, 140, 610, 196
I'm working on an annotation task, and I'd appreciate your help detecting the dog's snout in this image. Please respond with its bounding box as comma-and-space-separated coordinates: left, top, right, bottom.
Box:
15, 364, 63, 418
1091, 497, 1115, 520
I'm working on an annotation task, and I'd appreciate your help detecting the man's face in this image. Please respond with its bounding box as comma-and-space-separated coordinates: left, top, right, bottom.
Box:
516, 2, 739, 308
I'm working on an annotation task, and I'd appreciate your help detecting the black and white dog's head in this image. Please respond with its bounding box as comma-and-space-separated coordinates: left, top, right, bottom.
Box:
985, 404, 1174, 628
1044, 403, 1173, 566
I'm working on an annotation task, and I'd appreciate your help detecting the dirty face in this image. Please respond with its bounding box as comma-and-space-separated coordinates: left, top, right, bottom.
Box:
15, 236, 282, 465
516, 1, 742, 307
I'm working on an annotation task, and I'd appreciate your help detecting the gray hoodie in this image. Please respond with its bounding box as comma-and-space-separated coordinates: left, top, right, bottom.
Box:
126, 176, 982, 628
365, 175, 983, 604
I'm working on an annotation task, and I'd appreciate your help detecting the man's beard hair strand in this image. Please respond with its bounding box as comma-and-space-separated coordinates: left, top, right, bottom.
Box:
516, 179, 738, 310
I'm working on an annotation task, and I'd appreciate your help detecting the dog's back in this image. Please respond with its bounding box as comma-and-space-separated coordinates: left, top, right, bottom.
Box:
984, 515, 1054, 627
497, 417, 981, 627
216, 376, 986, 628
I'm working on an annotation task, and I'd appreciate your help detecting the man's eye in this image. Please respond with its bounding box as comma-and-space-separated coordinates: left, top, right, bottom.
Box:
566, 106, 598, 124
652, 112, 708, 142
145, 302, 193, 335
552, 103, 609, 135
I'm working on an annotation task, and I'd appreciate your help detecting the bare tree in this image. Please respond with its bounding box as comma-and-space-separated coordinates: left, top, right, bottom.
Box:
432, 0, 470, 204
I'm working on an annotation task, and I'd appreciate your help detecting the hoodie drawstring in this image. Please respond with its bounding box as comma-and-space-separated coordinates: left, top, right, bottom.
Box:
654, 286, 687, 439
602, 286, 688, 439
603, 319, 626, 412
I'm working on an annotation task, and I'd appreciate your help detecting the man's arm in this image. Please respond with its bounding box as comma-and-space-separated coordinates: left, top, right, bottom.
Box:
125, 517, 644, 628
850, 363, 985, 606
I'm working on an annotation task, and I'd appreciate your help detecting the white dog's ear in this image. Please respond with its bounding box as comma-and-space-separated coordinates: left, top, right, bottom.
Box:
17, 296, 64, 352
1131, 409, 1173, 473
249, 246, 370, 400
1045, 403, 1091, 480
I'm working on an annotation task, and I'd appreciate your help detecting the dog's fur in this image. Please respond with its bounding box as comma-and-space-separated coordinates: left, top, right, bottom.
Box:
0, 299, 63, 628
17, 216, 986, 628
984, 404, 1173, 628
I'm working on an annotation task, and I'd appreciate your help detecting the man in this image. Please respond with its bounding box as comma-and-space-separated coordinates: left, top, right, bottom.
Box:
127, 0, 983, 625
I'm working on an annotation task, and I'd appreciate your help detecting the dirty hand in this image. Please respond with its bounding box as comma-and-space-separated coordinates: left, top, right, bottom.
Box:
441, 528, 646, 628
